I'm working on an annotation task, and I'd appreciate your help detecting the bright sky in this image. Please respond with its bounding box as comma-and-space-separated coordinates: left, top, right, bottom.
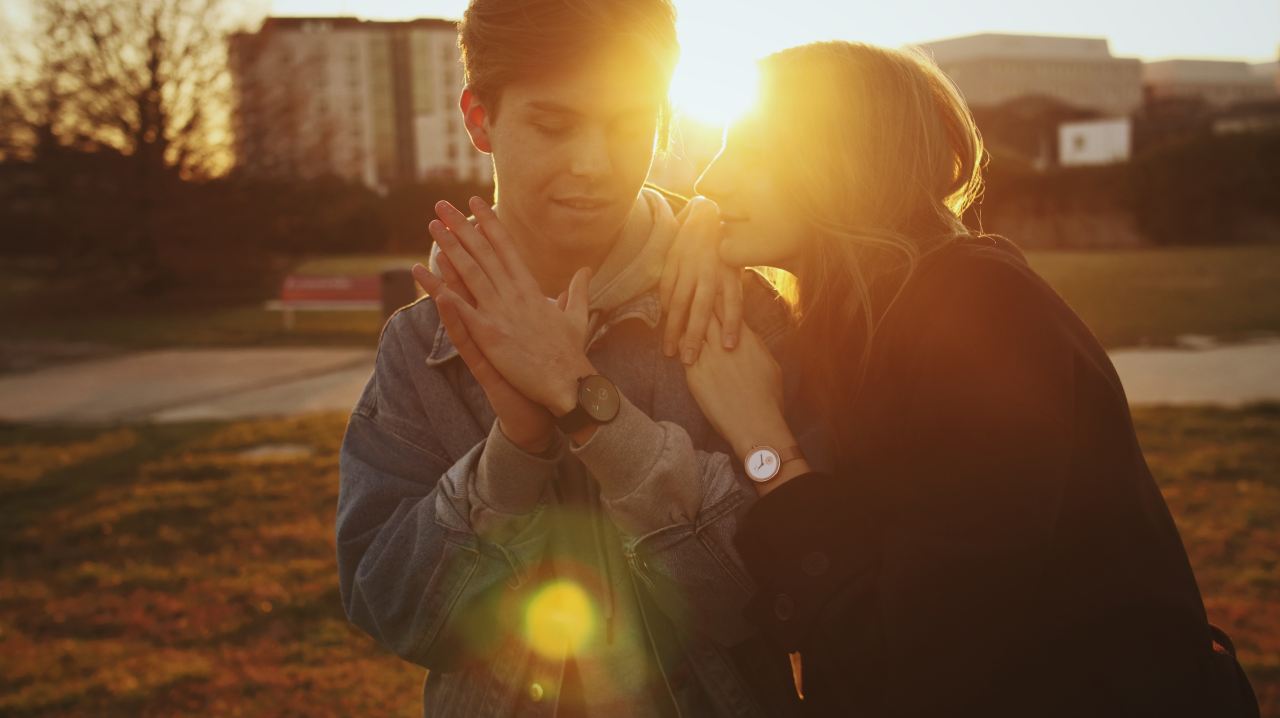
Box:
266, 0, 1277, 124
4, 0, 1273, 124
269, 0, 1277, 63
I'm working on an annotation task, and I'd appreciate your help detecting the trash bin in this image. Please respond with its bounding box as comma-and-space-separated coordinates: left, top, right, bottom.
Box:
381, 268, 418, 320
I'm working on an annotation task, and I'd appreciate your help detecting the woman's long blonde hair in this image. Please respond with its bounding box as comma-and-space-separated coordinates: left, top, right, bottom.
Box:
754, 42, 987, 423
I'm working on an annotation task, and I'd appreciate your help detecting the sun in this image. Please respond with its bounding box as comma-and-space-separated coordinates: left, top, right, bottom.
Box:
668, 49, 761, 128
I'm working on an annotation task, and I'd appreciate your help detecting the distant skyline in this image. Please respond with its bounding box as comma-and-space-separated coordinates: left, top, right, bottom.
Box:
268, 0, 1277, 63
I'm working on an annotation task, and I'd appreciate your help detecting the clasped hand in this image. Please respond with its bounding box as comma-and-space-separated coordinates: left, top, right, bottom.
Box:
411, 197, 596, 453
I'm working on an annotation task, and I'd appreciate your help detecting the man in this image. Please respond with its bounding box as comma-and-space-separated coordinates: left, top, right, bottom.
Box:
336, 1, 799, 714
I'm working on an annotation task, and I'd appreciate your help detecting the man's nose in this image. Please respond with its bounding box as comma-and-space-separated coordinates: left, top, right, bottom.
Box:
568, 127, 612, 179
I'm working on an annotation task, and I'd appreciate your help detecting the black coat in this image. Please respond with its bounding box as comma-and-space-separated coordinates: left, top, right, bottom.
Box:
734, 235, 1256, 717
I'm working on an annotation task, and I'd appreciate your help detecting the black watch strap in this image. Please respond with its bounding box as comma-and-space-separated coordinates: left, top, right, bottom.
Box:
555, 404, 594, 434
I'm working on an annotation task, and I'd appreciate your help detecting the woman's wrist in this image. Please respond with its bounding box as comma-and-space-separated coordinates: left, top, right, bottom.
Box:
731, 422, 797, 463
757, 458, 812, 496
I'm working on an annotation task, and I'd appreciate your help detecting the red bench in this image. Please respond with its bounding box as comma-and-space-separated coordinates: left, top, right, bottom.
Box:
265, 274, 385, 330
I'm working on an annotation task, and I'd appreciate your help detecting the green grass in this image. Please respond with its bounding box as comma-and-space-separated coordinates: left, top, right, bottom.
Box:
291, 254, 421, 277
1027, 245, 1280, 348
0, 405, 1276, 715
1, 246, 1277, 368
5, 305, 392, 351
0, 255, 426, 362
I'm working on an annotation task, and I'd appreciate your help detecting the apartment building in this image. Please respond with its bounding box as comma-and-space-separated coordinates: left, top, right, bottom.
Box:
229, 17, 492, 189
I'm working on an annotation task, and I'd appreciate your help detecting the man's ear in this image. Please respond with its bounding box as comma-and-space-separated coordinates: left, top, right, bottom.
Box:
460, 88, 492, 154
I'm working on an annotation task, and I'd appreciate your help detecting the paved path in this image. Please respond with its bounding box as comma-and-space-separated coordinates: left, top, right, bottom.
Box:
1, 342, 1278, 425
1110, 340, 1280, 406
0, 348, 374, 424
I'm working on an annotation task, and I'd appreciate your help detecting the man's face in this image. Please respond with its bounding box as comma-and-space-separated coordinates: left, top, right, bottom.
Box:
471, 57, 664, 256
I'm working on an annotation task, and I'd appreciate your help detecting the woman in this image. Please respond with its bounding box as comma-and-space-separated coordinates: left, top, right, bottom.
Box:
661, 42, 1258, 716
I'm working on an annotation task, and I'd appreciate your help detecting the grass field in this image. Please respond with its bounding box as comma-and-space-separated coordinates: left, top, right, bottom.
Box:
2, 245, 1278, 371
1027, 245, 1280, 348
0, 405, 1276, 715
0, 256, 425, 372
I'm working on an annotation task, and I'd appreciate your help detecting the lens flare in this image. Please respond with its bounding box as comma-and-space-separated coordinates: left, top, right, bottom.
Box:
524, 580, 597, 658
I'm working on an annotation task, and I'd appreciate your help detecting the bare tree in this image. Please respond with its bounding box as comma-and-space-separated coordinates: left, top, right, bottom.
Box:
0, 0, 268, 290
1, 0, 267, 173
72, 0, 239, 177
0, 4, 73, 160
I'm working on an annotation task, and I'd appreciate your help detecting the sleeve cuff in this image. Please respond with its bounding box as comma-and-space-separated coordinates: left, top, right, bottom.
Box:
567, 391, 668, 501
473, 419, 565, 516
567, 391, 710, 536
735, 471, 877, 648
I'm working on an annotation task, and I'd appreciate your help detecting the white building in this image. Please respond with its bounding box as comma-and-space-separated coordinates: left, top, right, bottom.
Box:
916, 33, 1144, 116
1059, 118, 1132, 166
229, 17, 492, 189
1144, 59, 1279, 108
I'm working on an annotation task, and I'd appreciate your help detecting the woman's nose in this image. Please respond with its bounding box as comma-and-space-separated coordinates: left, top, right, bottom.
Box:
693, 154, 729, 202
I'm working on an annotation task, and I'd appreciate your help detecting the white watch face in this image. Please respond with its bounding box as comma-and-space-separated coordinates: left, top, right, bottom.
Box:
744, 447, 781, 482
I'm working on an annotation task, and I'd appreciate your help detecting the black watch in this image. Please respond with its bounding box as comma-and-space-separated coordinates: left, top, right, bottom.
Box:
555, 374, 621, 433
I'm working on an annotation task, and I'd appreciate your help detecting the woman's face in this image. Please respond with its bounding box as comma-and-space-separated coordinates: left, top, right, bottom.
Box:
693, 116, 808, 272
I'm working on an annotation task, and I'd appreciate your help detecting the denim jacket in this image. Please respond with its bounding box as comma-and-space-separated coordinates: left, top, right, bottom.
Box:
336, 189, 802, 716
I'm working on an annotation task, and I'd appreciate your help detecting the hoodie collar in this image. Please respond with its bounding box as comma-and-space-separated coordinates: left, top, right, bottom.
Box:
426, 187, 677, 367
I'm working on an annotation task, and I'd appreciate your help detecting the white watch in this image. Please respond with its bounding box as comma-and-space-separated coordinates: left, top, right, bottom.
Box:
743, 445, 805, 483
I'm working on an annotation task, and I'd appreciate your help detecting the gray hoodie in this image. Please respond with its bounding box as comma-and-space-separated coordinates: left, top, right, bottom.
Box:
336, 188, 803, 716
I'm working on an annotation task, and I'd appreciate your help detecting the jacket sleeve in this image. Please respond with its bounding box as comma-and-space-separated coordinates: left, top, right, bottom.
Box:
568, 391, 763, 646
335, 309, 557, 670
566, 271, 795, 647
734, 256, 1078, 714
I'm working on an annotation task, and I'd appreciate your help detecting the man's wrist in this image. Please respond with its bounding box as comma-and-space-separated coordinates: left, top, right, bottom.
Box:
568, 422, 599, 447
499, 416, 556, 455
549, 355, 597, 417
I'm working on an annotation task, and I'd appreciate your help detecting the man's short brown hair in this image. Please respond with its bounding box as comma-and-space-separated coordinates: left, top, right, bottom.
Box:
458, 0, 679, 132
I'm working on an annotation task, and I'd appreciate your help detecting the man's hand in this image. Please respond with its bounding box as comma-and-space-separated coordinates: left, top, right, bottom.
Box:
419, 196, 596, 417
412, 253, 554, 453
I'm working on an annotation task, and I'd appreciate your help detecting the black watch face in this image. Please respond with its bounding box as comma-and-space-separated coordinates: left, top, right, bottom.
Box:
578, 375, 620, 423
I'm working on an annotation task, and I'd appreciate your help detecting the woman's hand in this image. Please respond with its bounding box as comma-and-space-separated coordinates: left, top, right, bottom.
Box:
659, 197, 744, 365
685, 314, 793, 462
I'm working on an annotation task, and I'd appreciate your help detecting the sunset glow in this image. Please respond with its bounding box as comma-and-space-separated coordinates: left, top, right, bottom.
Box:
258, 0, 1279, 129
668, 53, 761, 128
265, 0, 1279, 64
